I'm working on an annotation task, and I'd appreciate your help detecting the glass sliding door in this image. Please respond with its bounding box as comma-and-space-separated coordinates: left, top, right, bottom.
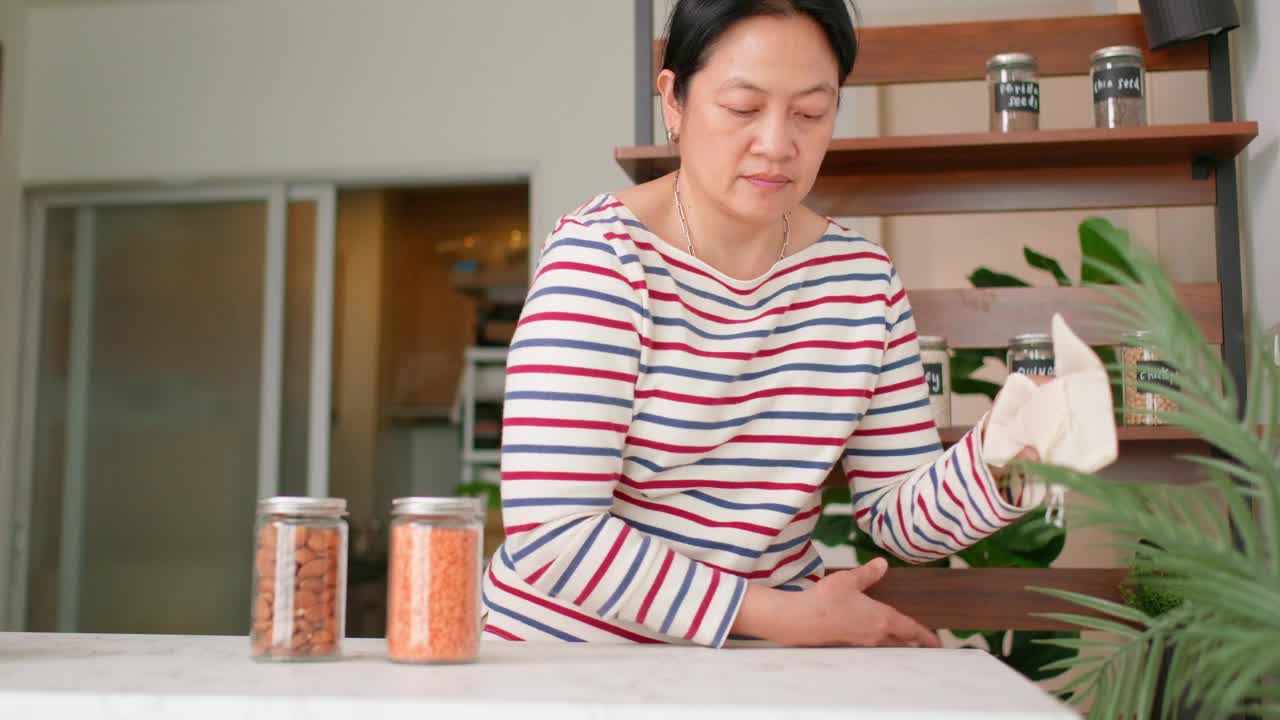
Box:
14, 185, 336, 635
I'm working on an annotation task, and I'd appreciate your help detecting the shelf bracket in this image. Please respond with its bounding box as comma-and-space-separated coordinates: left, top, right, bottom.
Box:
1192, 155, 1214, 180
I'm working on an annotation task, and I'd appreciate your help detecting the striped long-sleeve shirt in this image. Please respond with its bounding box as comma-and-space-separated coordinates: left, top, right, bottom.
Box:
480, 194, 1037, 647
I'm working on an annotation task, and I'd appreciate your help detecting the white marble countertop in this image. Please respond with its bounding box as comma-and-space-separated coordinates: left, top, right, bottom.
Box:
0, 632, 1077, 719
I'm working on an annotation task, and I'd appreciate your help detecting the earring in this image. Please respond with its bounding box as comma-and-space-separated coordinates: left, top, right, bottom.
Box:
666, 127, 678, 144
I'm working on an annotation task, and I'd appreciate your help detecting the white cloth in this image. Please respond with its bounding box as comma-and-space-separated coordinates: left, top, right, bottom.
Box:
981, 313, 1119, 526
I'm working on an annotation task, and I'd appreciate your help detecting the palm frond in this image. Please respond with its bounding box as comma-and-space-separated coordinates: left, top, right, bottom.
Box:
1018, 222, 1280, 719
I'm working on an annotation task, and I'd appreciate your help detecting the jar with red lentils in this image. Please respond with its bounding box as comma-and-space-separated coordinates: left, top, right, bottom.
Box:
386, 496, 485, 664
250, 497, 348, 661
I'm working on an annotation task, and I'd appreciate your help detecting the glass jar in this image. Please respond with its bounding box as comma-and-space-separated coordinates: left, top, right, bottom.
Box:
1121, 331, 1179, 426
1008, 333, 1055, 378
918, 335, 951, 428
387, 496, 485, 664
987, 53, 1040, 132
251, 497, 348, 661
1091, 45, 1147, 128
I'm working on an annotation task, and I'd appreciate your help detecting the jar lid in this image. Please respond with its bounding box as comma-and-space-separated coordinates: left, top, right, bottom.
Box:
257, 496, 348, 517
1010, 332, 1052, 346
392, 496, 485, 518
918, 335, 948, 350
1091, 45, 1144, 63
986, 52, 1038, 71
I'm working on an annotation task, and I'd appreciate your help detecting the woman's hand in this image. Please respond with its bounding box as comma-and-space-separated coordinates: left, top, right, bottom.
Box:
731, 557, 941, 648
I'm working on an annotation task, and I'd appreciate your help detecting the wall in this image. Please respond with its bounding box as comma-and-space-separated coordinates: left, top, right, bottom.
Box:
19, 0, 633, 254
0, 0, 30, 631
1238, 0, 1280, 332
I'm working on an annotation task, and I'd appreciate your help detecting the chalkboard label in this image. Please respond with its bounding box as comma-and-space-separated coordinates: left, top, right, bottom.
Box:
1136, 360, 1179, 392
1093, 66, 1143, 100
994, 81, 1041, 113
1011, 358, 1055, 377
923, 363, 944, 395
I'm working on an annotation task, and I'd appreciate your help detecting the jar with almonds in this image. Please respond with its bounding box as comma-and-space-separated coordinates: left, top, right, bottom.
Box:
250, 497, 348, 661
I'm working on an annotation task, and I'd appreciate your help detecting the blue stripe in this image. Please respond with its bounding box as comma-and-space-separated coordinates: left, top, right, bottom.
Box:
542, 237, 617, 257
775, 316, 894, 334
880, 354, 920, 373
775, 585, 805, 592
880, 512, 934, 563
625, 455, 831, 473
951, 445, 999, 531
504, 445, 622, 458
528, 286, 647, 317
511, 516, 591, 563
499, 544, 516, 571
510, 337, 641, 359
661, 563, 698, 634
598, 536, 651, 616
930, 466, 981, 544
486, 602, 584, 642
766, 532, 811, 554
632, 409, 859, 430
622, 518, 762, 559
711, 576, 747, 648
686, 490, 798, 515
913, 525, 953, 553
639, 361, 881, 383
783, 555, 824, 585
852, 485, 894, 505
504, 390, 633, 409
550, 517, 609, 597
583, 196, 612, 214
844, 443, 942, 458
649, 316, 771, 341
889, 308, 915, 329
866, 398, 930, 416
502, 497, 614, 508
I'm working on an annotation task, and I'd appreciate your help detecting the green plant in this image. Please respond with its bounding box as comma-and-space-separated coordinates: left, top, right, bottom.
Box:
1015, 231, 1280, 718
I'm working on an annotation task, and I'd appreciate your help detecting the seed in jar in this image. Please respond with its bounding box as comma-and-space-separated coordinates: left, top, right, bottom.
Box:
387, 525, 479, 662
306, 530, 329, 553
292, 526, 309, 548
298, 577, 324, 594
294, 547, 314, 566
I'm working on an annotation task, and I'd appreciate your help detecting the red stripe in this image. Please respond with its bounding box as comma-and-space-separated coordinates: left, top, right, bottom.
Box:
803, 574, 822, 583
683, 570, 721, 641
507, 364, 637, 384
626, 235, 887, 295
636, 549, 675, 624
525, 560, 555, 585
635, 386, 871, 406
620, 475, 816, 493
648, 289, 889, 326
518, 311, 635, 333
887, 287, 907, 307
640, 337, 884, 361
854, 421, 936, 437
965, 433, 1017, 524
503, 471, 619, 482
917, 495, 963, 549
896, 490, 945, 559
483, 624, 525, 641
505, 522, 539, 536
846, 468, 908, 481
585, 200, 623, 216
574, 526, 632, 605
942, 480, 988, 536
613, 491, 776, 535
875, 377, 926, 395
886, 331, 919, 350
534, 260, 629, 285
624, 432, 844, 454
487, 567, 661, 643
793, 505, 822, 523
503, 417, 628, 433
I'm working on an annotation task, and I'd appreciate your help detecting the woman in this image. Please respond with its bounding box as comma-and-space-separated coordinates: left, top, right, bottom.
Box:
481, 0, 1050, 648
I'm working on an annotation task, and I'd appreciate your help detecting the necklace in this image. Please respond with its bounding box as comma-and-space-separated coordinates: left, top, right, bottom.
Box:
673, 170, 789, 261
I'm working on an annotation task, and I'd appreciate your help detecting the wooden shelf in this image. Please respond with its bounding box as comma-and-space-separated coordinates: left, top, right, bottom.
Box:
650, 14, 1206, 89
616, 123, 1257, 215
911, 283, 1223, 349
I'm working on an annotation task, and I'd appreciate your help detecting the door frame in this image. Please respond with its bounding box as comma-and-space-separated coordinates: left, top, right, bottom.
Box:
6, 183, 337, 630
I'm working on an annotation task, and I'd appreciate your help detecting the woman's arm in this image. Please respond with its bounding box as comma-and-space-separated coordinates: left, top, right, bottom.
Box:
497, 221, 745, 647
841, 266, 1040, 564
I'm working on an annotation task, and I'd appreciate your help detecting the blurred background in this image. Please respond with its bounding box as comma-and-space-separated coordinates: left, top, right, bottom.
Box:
0, 0, 1274, 640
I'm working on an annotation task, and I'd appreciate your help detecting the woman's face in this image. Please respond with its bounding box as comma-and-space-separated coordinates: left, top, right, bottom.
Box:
663, 14, 840, 225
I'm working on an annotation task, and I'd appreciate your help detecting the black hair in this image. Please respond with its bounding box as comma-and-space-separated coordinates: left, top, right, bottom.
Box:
661, 0, 860, 102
